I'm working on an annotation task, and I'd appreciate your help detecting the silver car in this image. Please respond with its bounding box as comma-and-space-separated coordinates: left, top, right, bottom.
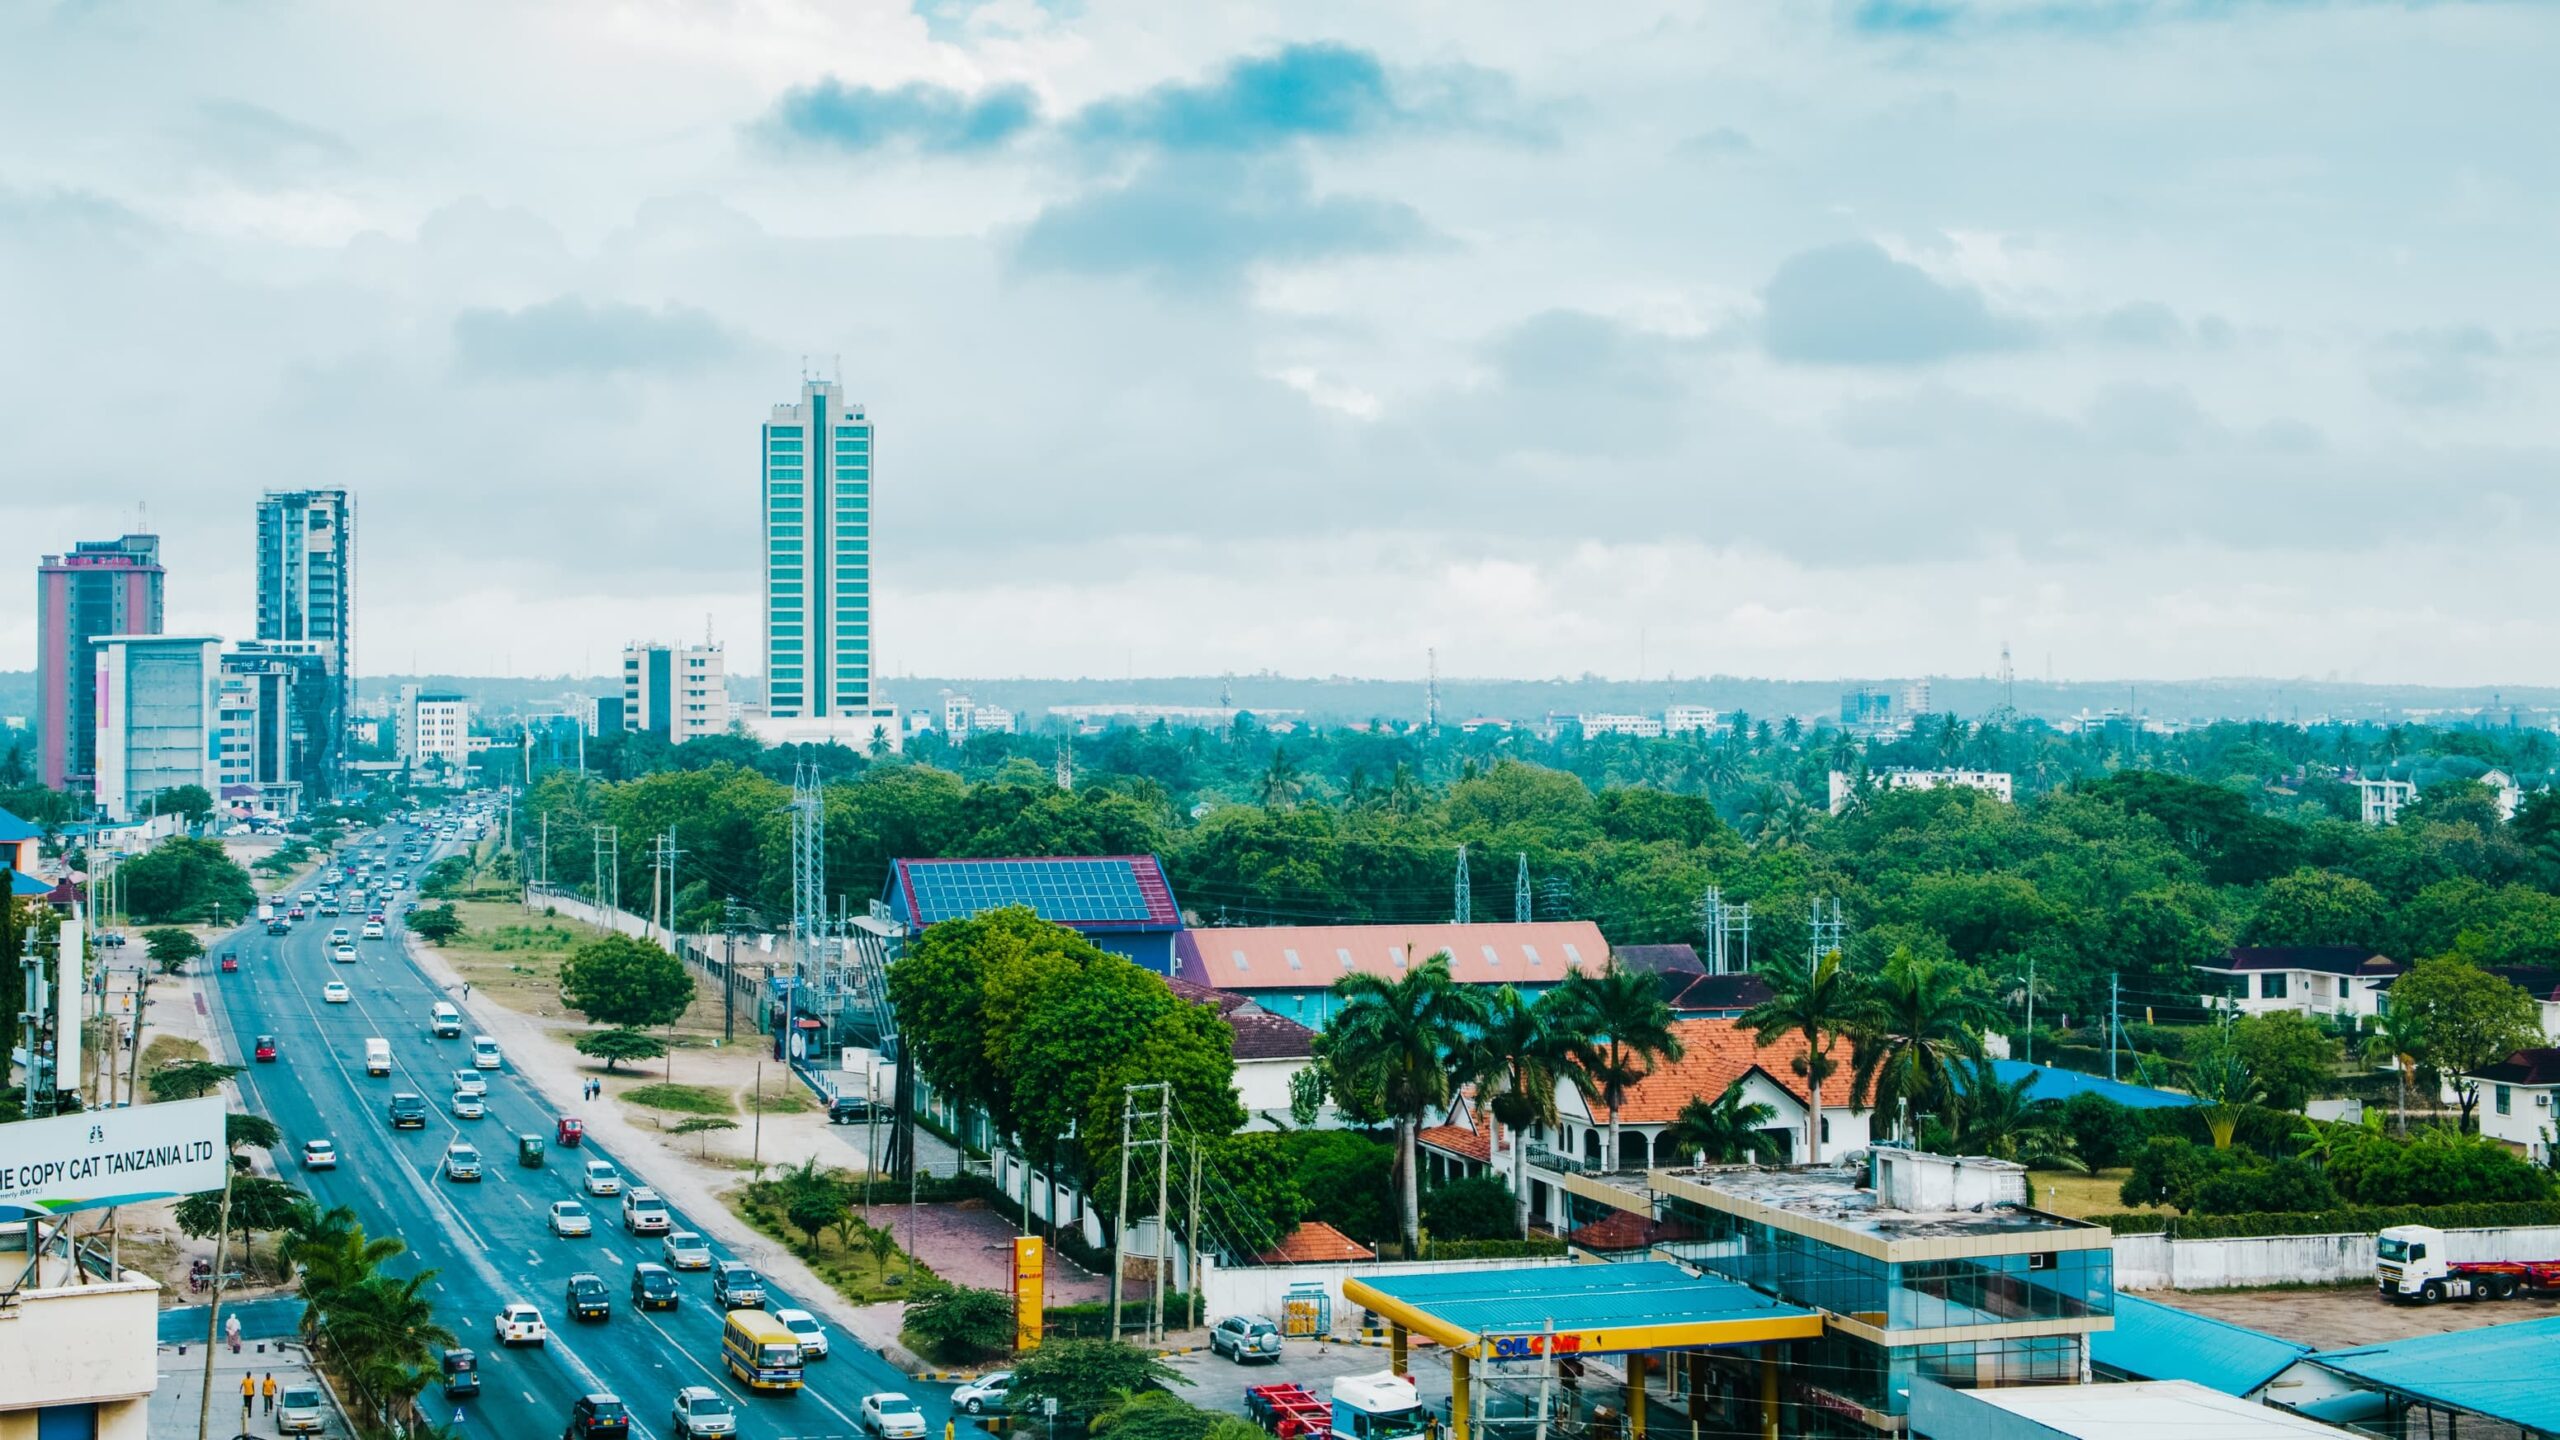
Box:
1210, 1313, 1284, 1364
662, 1231, 711, 1270
673, 1385, 738, 1438
277, 1384, 328, 1435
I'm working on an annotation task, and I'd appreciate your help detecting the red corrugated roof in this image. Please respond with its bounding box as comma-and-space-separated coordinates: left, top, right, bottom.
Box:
1186, 922, 1610, 990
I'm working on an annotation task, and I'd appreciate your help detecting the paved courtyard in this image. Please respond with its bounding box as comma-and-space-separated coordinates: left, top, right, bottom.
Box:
856, 1199, 1111, 1306
2150, 1283, 2560, 1351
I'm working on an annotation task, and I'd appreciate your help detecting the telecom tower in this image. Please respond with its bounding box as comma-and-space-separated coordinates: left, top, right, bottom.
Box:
1515, 854, 1531, 924
1453, 844, 1471, 924
1425, 648, 1441, 735
789, 764, 825, 948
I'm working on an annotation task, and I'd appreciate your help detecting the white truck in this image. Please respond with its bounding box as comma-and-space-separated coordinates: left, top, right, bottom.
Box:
2376, 1224, 2560, 1303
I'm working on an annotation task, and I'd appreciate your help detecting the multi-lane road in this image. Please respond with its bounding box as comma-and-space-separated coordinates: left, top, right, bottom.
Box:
207, 819, 948, 1440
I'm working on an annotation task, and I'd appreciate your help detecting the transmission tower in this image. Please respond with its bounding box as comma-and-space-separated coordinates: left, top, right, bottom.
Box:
1698, 886, 1756, 975
1514, 854, 1531, 924
789, 764, 825, 949
1808, 896, 1846, 963
590, 825, 619, 915
1453, 844, 1471, 925
1055, 740, 1074, 792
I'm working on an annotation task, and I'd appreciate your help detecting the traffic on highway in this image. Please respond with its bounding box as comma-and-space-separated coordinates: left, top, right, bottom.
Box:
210, 803, 948, 1440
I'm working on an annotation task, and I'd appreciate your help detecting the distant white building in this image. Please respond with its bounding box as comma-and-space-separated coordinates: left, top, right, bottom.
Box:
397, 684, 473, 782
2356, 776, 2418, 826
1827, 767, 2014, 815
1579, 713, 1665, 738
2466, 1048, 2560, 1163
2481, 769, 2527, 822
742, 708, 903, 754
1663, 705, 1719, 735
941, 694, 1018, 741
92, 635, 222, 823
2194, 946, 2404, 1021
622, 641, 727, 744
1901, 678, 1934, 715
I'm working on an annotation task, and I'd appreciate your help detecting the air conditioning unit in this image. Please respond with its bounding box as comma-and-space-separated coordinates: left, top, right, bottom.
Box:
2537, 1094, 2550, 1108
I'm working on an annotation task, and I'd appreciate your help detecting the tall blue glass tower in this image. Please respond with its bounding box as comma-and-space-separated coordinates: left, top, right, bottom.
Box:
761, 381, 872, 718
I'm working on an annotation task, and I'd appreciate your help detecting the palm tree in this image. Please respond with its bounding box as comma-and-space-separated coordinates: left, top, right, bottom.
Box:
1852, 948, 1995, 1142
284, 1205, 406, 1345
326, 1271, 455, 1426
1949, 1057, 2074, 1166
1557, 963, 1685, 1170
1320, 955, 1492, 1254
1661, 1080, 1786, 1166
1740, 949, 1860, 1163
2185, 1029, 2261, 1149
1256, 748, 1302, 810
1460, 986, 1580, 1237
2362, 1007, 2429, 1136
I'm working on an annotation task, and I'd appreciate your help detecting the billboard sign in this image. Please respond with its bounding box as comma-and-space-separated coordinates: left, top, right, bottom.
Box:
0, 1096, 228, 1220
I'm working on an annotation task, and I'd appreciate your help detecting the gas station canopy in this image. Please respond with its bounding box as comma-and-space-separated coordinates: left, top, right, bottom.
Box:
1343, 1261, 1823, 1360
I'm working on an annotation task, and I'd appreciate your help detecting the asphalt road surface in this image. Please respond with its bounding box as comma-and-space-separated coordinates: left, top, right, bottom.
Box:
208, 818, 947, 1440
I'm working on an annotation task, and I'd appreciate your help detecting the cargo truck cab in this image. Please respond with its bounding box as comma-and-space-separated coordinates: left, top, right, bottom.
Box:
2378, 1224, 2560, 1303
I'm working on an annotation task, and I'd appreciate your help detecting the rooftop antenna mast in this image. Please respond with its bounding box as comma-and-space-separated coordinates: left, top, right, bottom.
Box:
1809, 896, 1846, 964
1998, 641, 2016, 717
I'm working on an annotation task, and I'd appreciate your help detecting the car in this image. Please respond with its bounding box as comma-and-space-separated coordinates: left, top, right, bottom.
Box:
826, 1093, 876, 1125
389, 1093, 429, 1128
862, 1392, 928, 1440
630, 1262, 680, 1311
711, 1260, 765, 1309
581, 1159, 622, 1196
662, 1231, 711, 1270
302, 1138, 339, 1170
471, 1035, 503, 1070
286, 906, 305, 921
672, 1385, 738, 1438
265, 919, 291, 936
621, 1188, 670, 1234
953, 1371, 1015, 1416
494, 1302, 548, 1346
362, 921, 386, 939
453, 1069, 488, 1098
430, 1002, 463, 1037
277, 1384, 328, 1435
320, 902, 340, 916
328, 927, 351, 944
333, 944, 357, 963
550, 1200, 594, 1237
566, 1271, 610, 1320
1209, 1314, 1285, 1364
453, 1091, 486, 1120
444, 1142, 483, 1181
254, 1034, 278, 1063
776, 1307, 830, 1359
299, 892, 317, 905
565, 1393, 631, 1440
323, 980, 351, 1003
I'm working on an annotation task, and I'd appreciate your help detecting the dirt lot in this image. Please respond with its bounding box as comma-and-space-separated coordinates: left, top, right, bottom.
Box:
442, 899, 728, 1039
2152, 1283, 2560, 1351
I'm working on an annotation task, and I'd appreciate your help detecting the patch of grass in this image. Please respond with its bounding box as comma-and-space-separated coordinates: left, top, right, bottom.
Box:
623, 1083, 735, 1117
723, 1188, 935, 1304
747, 1080, 809, 1116
138, 1035, 208, 1095
2029, 1168, 2163, 1219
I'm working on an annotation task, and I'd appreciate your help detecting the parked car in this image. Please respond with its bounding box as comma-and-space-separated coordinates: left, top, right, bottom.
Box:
276, 1384, 327, 1435
302, 1138, 339, 1170
630, 1262, 680, 1311
662, 1231, 711, 1270
550, 1200, 594, 1238
711, 1260, 765, 1309
1209, 1314, 1285, 1364
862, 1392, 928, 1440
493, 1303, 548, 1347
953, 1372, 1015, 1416
565, 1392, 631, 1439
671, 1385, 737, 1439
566, 1271, 611, 1321
775, 1307, 830, 1359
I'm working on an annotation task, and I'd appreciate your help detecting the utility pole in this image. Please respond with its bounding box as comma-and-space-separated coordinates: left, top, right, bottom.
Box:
2025, 957, 2035, 1065
721, 898, 742, 1042
1153, 1085, 1171, 1346
1109, 1095, 1134, 1344
1187, 1140, 1203, 1332
591, 825, 619, 916
2109, 973, 2121, 1082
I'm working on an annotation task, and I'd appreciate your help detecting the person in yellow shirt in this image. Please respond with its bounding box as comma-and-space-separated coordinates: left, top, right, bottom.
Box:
263, 1373, 278, 1414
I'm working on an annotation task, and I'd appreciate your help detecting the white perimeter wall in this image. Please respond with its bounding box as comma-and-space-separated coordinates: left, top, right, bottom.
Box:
2112, 1224, 2560, 1290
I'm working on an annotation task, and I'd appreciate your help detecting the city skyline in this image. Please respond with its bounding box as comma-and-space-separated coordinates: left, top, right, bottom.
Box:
4, 3, 2558, 686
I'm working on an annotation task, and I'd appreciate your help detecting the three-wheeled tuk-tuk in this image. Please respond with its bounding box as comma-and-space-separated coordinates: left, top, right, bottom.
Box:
518, 1134, 546, 1168
442, 1348, 480, 1397
557, 1116, 586, 1148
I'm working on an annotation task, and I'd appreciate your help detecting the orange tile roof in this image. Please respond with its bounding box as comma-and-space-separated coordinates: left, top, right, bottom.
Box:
1569, 1017, 1856, 1124
1418, 1122, 1494, 1164
1256, 1220, 1377, 1265
1182, 922, 1610, 990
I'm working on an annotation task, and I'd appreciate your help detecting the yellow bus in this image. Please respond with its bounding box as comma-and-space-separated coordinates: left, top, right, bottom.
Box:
721, 1309, 804, 1392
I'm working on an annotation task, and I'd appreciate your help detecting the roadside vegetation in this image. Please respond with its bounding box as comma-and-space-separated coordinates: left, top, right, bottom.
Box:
729, 1160, 935, 1304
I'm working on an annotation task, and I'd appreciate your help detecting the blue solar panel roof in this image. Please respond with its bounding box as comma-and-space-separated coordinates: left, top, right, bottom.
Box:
892, 856, 1180, 930
2091, 1294, 2309, 1396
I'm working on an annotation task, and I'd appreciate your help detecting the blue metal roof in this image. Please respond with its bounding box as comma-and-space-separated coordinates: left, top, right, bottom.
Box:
2090, 1293, 2308, 1396
7, 868, 49, 897
891, 856, 1181, 931
0, 808, 41, 843
1964, 1060, 2198, 1111
2313, 1312, 2560, 1433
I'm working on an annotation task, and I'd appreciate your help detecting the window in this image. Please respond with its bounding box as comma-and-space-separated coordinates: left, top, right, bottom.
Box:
2259, 973, 2289, 1000
2498, 1084, 2513, 1116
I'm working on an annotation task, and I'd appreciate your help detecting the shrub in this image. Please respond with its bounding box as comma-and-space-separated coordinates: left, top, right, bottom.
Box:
2328, 1127, 2558, 1207
1420, 1174, 1517, 1243
621, 1083, 731, 1116
2192, 1156, 2339, 1215
903, 1282, 1016, 1361
2060, 1094, 2145, 1172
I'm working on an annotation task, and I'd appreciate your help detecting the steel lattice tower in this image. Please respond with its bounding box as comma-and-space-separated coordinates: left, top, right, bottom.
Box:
789, 763, 825, 947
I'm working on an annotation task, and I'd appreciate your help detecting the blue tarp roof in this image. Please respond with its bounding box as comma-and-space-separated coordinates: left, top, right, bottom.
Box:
2090, 1293, 2309, 1396
1963, 1059, 2198, 1111
2313, 1312, 2560, 1433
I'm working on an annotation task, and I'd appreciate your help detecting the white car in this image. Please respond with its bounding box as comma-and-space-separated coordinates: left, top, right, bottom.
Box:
452, 1069, 487, 1098
493, 1302, 547, 1347
323, 980, 351, 1004
301, 1138, 339, 1170
662, 1231, 711, 1270
864, 1393, 928, 1440
673, 1385, 738, 1439
361, 921, 386, 939
332, 944, 357, 963
452, 1091, 485, 1120
776, 1307, 830, 1359
444, 1143, 483, 1182
549, 1200, 594, 1237
470, 1035, 502, 1070
582, 1159, 622, 1196
953, 1372, 1014, 1416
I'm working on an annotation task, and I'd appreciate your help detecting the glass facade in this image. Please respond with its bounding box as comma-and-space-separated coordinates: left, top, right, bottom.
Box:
764, 383, 872, 718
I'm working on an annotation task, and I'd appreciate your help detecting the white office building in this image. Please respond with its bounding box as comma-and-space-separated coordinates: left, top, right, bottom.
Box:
941, 694, 1018, 740
91, 635, 221, 822
396, 684, 472, 782
1828, 767, 2015, 815
1579, 712, 1665, 738
622, 642, 727, 744
1663, 705, 1719, 735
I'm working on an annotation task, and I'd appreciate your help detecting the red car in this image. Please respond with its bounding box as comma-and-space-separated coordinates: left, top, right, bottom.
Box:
287, 905, 307, 920
219, 954, 239, 973
254, 1035, 278, 1062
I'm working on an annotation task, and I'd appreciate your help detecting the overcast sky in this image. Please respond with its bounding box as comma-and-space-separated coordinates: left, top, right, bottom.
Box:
4, 0, 2555, 688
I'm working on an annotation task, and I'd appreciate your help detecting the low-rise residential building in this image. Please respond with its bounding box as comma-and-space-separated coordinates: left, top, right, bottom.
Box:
1828, 767, 2015, 815
1579, 713, 1666, 738
2489, 965, 2560, 1042
2194, 946, 2403, 1020
1176, 921, 1611, 1031
2468, 1047, 2560, 1163
2355, 775, 2417, 826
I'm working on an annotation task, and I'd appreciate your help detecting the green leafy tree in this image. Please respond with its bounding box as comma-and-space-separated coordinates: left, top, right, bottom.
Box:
1740, 949, 1860, 1162
145, 927, 203, 974
1850, 947, 1994, 1142
157, 784, 215, 823
2327, 1126, 2559, 1205
117, 837, 254, 924
1318, 954, 1490, 1254
2389, 957, 2541, 1131
150, 1057, 242, 1101
1949, 1057, 2074, 1166
575, 1026, 666, 1073
226, 1112, 283, 1155
2230, 1011, 2340, 1112
2191, 1156, 2339, 1215
1557, 962, 1685, 1170
903, 1282, 1016, 1361
407, 904, 463, 944
2361, 1005, 2430, 1135
2058, 1093, 2144, 1173
1420, 1174, 1517, 1243
669, 1116, 737, 1155
1009, 1338, 1187, 1422
786, 1185, 846, 1252
176, 1175, 307, 1278
2118, 1135, 2224, 1212
1660, 1080, 1786, 1166
559, 933, 694, 1029
2244, 868, 2388, 948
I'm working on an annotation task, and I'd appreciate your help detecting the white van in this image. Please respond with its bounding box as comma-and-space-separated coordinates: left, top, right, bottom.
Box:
364, 1038, 391, 1076
470, 1035, 502, 1071
429, 1003, 463, 1038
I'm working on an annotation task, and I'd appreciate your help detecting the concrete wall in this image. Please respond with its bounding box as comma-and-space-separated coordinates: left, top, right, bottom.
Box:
1201, 1254, 1569, 1334
0, 1275, 158, 1423
2111, 1224, 2560, 1290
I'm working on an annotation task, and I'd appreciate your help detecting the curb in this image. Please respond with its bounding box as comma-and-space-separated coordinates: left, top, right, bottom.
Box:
917, 1369, 982, 1382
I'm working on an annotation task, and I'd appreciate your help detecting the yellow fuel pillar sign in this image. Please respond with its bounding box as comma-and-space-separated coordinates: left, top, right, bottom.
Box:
1013, 1236, 1046, 1351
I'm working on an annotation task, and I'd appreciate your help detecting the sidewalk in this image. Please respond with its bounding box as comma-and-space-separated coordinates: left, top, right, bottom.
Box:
151, 1339, 351, 1440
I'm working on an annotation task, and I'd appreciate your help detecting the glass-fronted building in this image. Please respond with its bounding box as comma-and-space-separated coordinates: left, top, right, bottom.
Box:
254, 489, 352, 795
762, 381, 872, 721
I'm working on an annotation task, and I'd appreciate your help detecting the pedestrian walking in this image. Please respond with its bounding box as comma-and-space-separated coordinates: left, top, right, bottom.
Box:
463, 982, 471, 998
263, 1373, 277, 1414
240, 1374, 255, 1409
226, 1312, 243, 1353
